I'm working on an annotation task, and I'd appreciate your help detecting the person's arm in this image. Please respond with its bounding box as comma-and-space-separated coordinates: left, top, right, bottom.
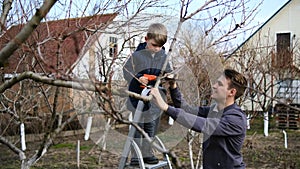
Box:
168, 85, 208, 117
165, 105, 247, 135
151, 85, 198, 114
151, 87, 209, 132
151, 83, 246, 134
165, 106, 207, 132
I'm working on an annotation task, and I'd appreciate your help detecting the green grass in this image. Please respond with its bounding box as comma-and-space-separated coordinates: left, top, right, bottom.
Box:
52, 142, 93, 150
52, 143, 75, 149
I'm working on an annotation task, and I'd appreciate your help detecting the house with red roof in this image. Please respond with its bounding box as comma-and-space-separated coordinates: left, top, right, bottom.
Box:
0, 12, 177, 134
0, 13, 117, 75
0, 13, 121, 133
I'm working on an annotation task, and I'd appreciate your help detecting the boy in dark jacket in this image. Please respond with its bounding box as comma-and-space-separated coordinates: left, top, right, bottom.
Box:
123, 23, 173, 165
151, 69, 248, 169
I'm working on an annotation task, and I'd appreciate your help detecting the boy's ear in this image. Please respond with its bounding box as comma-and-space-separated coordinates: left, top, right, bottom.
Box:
145, 36, 148, 41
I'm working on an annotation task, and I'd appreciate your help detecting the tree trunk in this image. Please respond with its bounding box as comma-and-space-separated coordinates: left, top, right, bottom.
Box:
21, 161, 31, 169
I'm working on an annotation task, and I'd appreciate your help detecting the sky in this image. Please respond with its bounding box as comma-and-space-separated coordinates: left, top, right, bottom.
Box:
10, 0, 290, 49
234, 0, 290, 45
44, 0, 290, 28
252, 0, 290, 25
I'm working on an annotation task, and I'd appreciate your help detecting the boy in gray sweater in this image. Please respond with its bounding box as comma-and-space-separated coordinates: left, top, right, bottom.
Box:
123, 23, 172, 165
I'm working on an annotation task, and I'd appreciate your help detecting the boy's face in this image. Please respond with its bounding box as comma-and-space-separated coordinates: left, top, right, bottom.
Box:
145, 38, 163, 53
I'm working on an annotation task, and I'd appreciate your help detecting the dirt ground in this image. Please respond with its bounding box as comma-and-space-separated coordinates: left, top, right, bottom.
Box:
0, 114, 299, 169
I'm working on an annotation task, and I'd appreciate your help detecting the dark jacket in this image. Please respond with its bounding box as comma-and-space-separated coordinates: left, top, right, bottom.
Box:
166, 87, 247, 169
123, 42, 172, 112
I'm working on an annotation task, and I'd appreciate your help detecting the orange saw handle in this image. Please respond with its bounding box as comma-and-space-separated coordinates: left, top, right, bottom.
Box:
143, 74, 157, 81
140, 74, 157, 88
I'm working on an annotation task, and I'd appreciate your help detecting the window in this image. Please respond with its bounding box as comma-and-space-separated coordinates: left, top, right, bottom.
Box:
275, 33, 292, 68
109, 37, 118, 58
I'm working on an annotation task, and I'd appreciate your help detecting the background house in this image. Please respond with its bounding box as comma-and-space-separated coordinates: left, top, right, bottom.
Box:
0, 13, 118, 134
0, 12, 178, 134
227, 0, 300, 129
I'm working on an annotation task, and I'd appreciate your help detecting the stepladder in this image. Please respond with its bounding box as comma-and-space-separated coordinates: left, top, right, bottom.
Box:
118, 88, 172, 169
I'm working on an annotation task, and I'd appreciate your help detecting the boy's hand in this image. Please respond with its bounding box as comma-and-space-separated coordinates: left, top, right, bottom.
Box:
139, 74, 157, 88
139, 76, 149, 85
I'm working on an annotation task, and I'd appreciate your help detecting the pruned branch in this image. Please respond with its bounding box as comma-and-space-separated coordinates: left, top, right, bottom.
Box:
0, 71, 152, 102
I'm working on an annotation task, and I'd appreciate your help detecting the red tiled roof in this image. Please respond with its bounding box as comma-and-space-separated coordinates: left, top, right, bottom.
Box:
0, 13, 117, 74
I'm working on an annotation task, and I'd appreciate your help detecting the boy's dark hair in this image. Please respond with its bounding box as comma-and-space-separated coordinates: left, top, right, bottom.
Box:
224, 69, 247, 99
147, 23, 167, 47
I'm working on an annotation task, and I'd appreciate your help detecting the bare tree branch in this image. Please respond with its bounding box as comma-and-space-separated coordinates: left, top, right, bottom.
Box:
0, 0, 58, 66
0, 135, 26, 160
0, 71, 152, 101
0, 0, 13, 33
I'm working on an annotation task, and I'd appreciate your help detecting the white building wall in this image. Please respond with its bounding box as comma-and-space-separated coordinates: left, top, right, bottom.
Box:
72, 13, 177, 82
229, 0, 300, 111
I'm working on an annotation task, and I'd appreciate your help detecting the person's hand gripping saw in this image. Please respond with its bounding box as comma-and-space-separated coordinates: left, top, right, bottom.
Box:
139, 74, 157, 88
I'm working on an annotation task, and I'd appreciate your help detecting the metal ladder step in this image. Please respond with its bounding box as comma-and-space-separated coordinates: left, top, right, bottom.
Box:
124, 136, 171, 169
118, 88, 172, 169
126, 161, 169, 169
144, 161, 170, 169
